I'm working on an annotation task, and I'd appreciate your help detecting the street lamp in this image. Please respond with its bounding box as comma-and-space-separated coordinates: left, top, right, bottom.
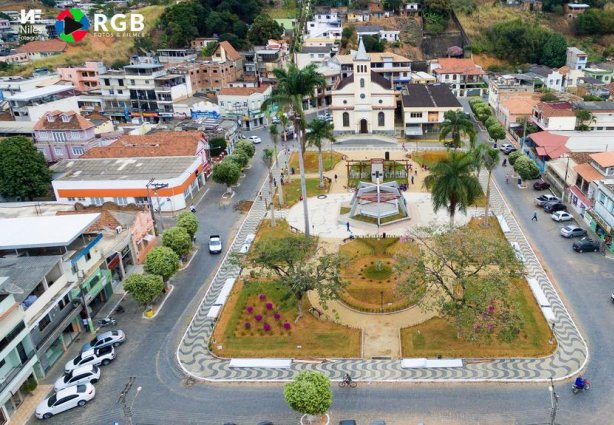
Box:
548, 378, 559, 425
146, 178, 169, 236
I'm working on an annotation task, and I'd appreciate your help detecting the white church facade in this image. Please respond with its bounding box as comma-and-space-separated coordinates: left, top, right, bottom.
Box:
331, 38, 396, 135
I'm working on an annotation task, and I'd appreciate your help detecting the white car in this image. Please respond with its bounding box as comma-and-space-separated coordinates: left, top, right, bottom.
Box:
208, 234, 222, 254
54, 365, 100, 392
35, 383, 95, 420
248, 136, 262, 144
81, 330, 125, 351
239, 233, 256, 254
535, 194, 560, 206
65, 346, 115, 374
551, 211, 573, 222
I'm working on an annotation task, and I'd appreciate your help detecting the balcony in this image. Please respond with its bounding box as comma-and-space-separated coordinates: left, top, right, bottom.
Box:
0, 349, 36, 394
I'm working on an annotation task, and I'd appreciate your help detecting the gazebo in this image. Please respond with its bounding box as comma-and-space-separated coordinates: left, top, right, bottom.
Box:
348, 181, 409, 226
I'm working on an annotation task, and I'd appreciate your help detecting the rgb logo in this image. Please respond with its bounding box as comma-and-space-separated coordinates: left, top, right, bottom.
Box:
55, 8, 89, 43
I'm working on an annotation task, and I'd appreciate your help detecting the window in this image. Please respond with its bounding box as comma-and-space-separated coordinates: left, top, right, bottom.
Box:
58, 294, 70, 310
104, 79, 110, 86
343, 100, 347, 104
378, 112, 385, 127
360, 93, 366, 99
410, 112, 423, 118
343, 112, 349, 127
130, 80, 135, 85
134, 197, 148, 204
598, 192, 606, 205
0, 322, 26, 353
72, 146, 85, 156
360, 78, 365, 88
118, 89, 123, 94
91, 197, 104, 206
118, 79, 124, 85
114, 197, 128, 206
54, 146, 63, 156
38, 314, 51, 332
78, 197, 86, 201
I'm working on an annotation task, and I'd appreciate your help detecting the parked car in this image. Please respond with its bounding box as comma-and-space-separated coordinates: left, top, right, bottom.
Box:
544, 202, 567, 213
248, 135, 262, 144
35, 383, 95, 420
208, 234, 222, 254
533, 180, 551, 190
339, 421, 358, 425
560, 225, 588, 238
573, 238, 601, 253
499, 143, 517, 154
271, 117, 280, 124
65, 346, 115, 374
551, 211, 573, 222
535, 194, 560, 206
81, 330, 125, 352
54, 365, 100, 392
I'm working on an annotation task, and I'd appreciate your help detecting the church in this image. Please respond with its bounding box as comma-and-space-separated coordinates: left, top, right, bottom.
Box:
331, 37, 396, 135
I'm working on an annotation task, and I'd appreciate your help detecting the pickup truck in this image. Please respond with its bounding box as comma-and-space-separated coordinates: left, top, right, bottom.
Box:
208, 235, 222, 254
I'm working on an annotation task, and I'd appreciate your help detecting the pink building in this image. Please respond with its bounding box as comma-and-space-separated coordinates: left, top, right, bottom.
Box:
57, 61, 106, 92
34, 110, 99, 162
130, 209, 157, 264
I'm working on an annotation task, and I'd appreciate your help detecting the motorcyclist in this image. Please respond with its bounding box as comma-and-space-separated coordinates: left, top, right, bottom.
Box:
574, 375, 586, 389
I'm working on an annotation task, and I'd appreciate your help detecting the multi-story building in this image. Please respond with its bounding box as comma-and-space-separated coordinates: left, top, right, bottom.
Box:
531, 101, 576, 131
335, 51, 412, 87
0, 74, 62, 100
178, 42, 243, 93
217, 85, 273, 129
191, 37, 219, 50
402, 84, 463, 137
57, 62, 106, 92
0, 51, 29, 65
584, 65, 614, 84
15, 40, 67, 61
356, 26, 399, 42
487, 74, 538, 112
156, 49, 197, 64
305, 11, 343, 40
7, 85, 79, 122
566, 47, 588, 70
255, 43, 289, 82
497, 93, 541, 130
294, 45, 335, 70
572, 101, 614, 131
429, 58, 486, 97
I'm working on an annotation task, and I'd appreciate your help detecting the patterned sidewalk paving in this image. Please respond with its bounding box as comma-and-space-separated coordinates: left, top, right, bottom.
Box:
176, 148, 588, 382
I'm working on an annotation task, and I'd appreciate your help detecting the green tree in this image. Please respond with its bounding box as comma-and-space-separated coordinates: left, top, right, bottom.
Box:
124, 273, 165, 307
439, 110, 476, 149
508, 150, 523, 166
575, 109, 595, 131
513, 156, 541, 180
396, 225, 523, 341
341, 26, 355, 48
362, 34, 385, 52
245, 235, 346, 320
541, 32, 567, 68
226, 151, 249, 169
484, 116, 498, 129
423, 152, 482, 227
247, 15, 284, 45
487, 124, 507, 146
201, 41, 219, 57
209, 137, 227, 157
212, 159, 241, 194
176, 211, 198, 239
158, 1, 207, 48
284, 371, 333, 418
383, 0, 402, 12
234, 139, 256, 158
262, 148, 277, 227
473, 104, 492, 125
575, 10, 604, 35
0, 136, 51, 200
162, 226, 192, 258
144, 246, 180, 281
261, 63, 326, 237
424, 0, 451, 16
306, 118, 336, 188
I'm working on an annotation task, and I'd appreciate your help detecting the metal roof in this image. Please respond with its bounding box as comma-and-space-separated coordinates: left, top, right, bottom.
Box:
6, 84, 74, 100
0, 256, 63, 303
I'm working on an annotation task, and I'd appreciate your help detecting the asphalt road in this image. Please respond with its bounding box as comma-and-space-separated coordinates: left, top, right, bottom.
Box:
26, 125, 614, 425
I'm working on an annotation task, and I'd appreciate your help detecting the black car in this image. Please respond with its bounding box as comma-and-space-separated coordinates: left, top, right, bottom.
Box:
573, 238, 601, 253
533, 180, 551, 190
543, 202, 567, 213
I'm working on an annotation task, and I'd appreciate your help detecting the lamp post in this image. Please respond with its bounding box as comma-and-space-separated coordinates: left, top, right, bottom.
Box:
548, 377, 559, 425
146, 178, 169, 236
561, 155, 571, 203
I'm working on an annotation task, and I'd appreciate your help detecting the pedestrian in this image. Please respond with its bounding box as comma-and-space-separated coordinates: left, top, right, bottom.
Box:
258, 191, 263, 200
414, 169, 418, 176
531, 212, 538, 222
291, 167, 295, 175
334, 174, 338, 182
411, 175, 414, 185
505, 174, 509, 184
346, 221, 350, 232
273, 178, 277, 188
190, 205, 196, 213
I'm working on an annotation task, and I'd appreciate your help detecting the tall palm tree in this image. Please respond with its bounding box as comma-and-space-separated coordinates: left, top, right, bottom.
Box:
261, 63, 326, 237
480, 147, 500, 225
262, 148, 276, 227
424, 152, 482, 227
280, 114, 289, 143
269, 124, 284, 206
306, 118, 336, 188
439, 110, 476, 149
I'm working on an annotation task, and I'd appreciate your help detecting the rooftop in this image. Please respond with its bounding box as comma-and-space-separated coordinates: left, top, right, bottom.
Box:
528, 131, 569, 159
335, 51, 410, 65
7, 85, 74, 101
590, 152, 614, 168
53, 156, 199, 181
16, 39, 67, 53
402, 84, 461, 108
0, 214, 100, 250
356, 26, 383, 33
574, 162, 603, 182
335, 71, 392, 91
534, 101, 575, 117
33, 110, 94, 131
300, 46, 333, 54
0, 256, 63, 303
431, 58, 484, 75
574, 101, 614, 111
500, 93, 540, 114
81, 131, 204, 158
216, 41, 241, 61
218, 85, 271, 96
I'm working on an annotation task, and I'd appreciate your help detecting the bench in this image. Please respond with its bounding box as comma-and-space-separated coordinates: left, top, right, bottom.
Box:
401, 358, 464, 368
496, 215, 511, 233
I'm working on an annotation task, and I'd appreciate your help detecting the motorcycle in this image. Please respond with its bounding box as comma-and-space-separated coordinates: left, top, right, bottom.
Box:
611, 292, 614, 303
96, 317, 117, 328
572, 380, 590, 394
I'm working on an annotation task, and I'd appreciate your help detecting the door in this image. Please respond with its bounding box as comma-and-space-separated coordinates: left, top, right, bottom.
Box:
53, 395, 78, 414
360, 119, 368, 134
16, 343, 28, 364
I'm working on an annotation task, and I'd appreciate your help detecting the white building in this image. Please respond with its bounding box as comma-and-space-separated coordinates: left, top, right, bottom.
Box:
566, 47, 588, 70
294, 46, 334, 70
7, 85, 79, 122
573, 101, 614, 131
402, 84, 463, 137
331, 38, 396, 135
217, 85, 273, 130
0, 74, 61, 100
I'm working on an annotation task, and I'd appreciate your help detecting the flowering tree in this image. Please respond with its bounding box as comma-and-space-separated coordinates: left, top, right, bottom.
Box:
395, 226, 524, 341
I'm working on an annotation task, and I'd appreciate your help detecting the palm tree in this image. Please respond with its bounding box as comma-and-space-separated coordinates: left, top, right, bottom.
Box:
269, 124, 284, 206
480, 147, 500, 225
423, 152, 482, 227
280, 114, 289, 143
263, 148, 276, 227
439, 110, 476, 149
306, 118, 336, 188
261, 63, 326, 237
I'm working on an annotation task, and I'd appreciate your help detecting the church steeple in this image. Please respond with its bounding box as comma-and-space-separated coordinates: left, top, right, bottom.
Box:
355, 36, 370, 62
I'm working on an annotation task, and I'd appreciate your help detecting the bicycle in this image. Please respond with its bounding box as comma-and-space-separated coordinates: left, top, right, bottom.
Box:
338, 377, 357, 388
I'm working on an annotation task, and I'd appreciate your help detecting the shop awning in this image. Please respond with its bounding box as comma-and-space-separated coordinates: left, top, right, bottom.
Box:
405, 125, 423, 136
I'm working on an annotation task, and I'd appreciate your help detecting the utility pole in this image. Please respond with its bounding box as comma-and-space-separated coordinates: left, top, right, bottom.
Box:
146, 178, 169, 235
521, 118, 527, 152
549, 377, 559, 425
118, 377, 142, 425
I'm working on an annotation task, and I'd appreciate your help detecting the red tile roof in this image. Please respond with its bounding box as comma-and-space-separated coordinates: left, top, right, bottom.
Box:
529, 131, 569, 159
432, 58, 484, 76
217, 41, 241, 61
56, 210, 121, 232
590, 152, 614, 168
218, 85, 271, 96
369, 2, 384, 12
534, 102, 575, 117
33, 110, 94, 131
16, 39, 67, 53
81, 131, 205, 158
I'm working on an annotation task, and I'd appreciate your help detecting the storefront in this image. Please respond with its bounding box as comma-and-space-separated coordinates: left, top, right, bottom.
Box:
584, 209, 614, 252
70, 268, 113, 318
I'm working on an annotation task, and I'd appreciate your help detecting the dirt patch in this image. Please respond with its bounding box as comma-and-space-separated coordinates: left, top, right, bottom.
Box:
234, 200, 253, 213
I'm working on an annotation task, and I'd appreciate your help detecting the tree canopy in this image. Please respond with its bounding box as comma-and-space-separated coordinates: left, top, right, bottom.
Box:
575, 9, 614, 35
439, 110, 476, 148
284, 371, 333, 416
0, 136, 51, 200
362, 34, 385, 52
306, 118, 335, 187
212, 159, 241, 191
124, 273, 165, 307
162, 226, 192, 257
247, 15, 284, 46
234, 139, 256, 158
513, 156, 541, 180
209, 137, 227, 157
226, 150, 250, 169
176, 211, 198, 238
144, 246, 180, 281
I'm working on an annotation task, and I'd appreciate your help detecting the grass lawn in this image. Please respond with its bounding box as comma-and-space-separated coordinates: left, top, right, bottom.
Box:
400, 216, 554, 357
350, 211, 408, 225
212, 280, 361, 358
412, 151, 449, 167
289, 151, 344, 174
276, 177, 330, 208
265, 0, 298, 18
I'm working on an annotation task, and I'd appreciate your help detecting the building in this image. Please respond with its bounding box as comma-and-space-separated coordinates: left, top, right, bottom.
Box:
57, 62, 106, 92
156, 49, 197, 64
294, 45, 335, 69
255, 45, 289, 83
33, 110, 102, 162
0, 74, 62, 100
531, 101, 576, 131
584, 65, 614, 85
7, 85, 79, 122
409, 72, 436, 84
347, 10, 370, 22
566, 47, 588, 70
191, 37, 218, 50
368, 2, 389, 18
402, 83, 463, 137
572, 101, 614, 131
331, 38, 396, 135
15, 40, 67, 61
180, 41, 243, 93
305, 11, 343, 40
429, 58, 486, 97
497, 93, 541, 130
217, 85, 272, 129
401, 2, 422, 16
0, 51, 29, 65
488, 74, 539, 112
335, 50, 412, 87
565, 3, 589, 18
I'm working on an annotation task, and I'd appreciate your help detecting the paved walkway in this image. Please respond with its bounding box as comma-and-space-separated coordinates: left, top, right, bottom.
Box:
177, 147, 588, 382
